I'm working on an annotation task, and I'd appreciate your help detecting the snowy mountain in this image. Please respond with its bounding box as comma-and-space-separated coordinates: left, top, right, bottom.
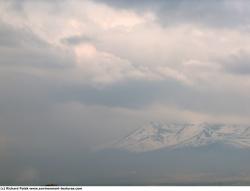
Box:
112, 122, 250, 152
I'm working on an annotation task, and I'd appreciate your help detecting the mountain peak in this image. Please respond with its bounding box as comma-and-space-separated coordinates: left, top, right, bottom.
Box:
111, 122, 250, 152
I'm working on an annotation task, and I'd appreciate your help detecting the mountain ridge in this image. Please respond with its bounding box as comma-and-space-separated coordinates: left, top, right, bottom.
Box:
111, 122, 250, 152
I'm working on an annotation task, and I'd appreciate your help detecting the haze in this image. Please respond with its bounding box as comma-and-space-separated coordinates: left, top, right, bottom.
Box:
1, 0, 250, 185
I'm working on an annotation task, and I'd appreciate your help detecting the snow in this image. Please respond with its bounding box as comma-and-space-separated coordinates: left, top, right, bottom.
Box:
112, 122, 250, 152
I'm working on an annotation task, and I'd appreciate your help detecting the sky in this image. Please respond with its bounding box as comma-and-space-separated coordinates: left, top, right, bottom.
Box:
1, 0, 250, 184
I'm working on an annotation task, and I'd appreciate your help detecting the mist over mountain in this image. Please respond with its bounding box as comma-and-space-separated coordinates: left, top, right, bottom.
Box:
87, 122, 250, 185
2, 121, 250, 185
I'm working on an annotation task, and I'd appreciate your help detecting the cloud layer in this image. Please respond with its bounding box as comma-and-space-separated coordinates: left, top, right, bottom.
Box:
1, 0, 250, 184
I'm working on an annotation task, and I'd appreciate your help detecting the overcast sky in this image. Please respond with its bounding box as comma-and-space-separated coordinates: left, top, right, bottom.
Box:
1, 0, 250, 184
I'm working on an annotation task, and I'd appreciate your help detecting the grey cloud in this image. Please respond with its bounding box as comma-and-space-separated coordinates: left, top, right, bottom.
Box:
223, 51, 250, 75
0, 47, 73, 69
54, 79, 188, 109
61, 35, 95, 46
53, 78, 250, 116
0, 22, 46, 48
4, 0, 67, 13
94, 0, 169, 11
0, 22, 73, 69
95, 0, 250, 28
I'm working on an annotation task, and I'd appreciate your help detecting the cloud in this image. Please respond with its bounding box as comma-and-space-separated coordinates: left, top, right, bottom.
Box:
1, 0, 250, 118
0, 21, 73, 69
61, 35, 95, 46
54, 79, 186, 108
95, 0, 250, 29
223, 50, 250, 75
1, 2, 250, 182
0, 21, 46, 48
1, 0, 250, 113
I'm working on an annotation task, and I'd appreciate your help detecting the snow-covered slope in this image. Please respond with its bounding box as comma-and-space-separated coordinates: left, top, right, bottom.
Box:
112, 122, 250, 152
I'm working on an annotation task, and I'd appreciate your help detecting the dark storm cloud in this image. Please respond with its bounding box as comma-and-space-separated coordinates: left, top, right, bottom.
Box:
95, 0, 250, 28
